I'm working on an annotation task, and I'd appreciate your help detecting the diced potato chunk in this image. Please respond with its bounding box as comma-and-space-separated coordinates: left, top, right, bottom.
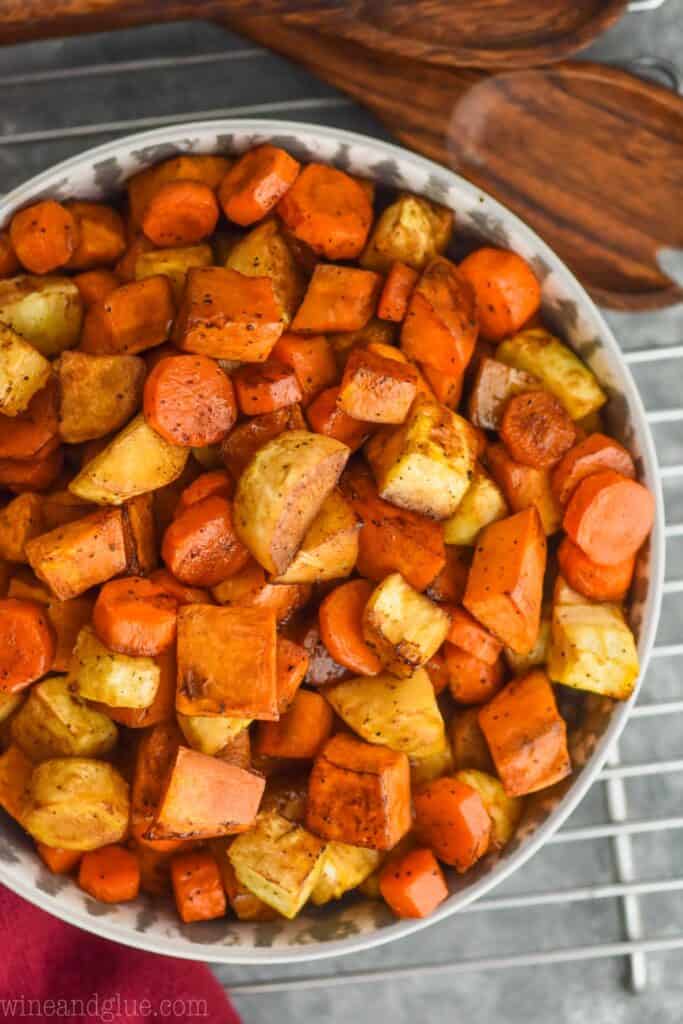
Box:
366, 397, 478, 520
57, 351, 145, 444
67, 624, 160, 709
0, 745, 33, 823
0, 275, 83, 357
229, 809, 327, 919
177, 712, 251, 756
310, 841, 380, 905
10, 674, 117, 761
496, 329, 606, 420
23, 758, 130, 851
362, 573, 450, 678
0, 323, 51, 416
547, 600, 639, 699
454, 769, 523, 850
443, 466, 508, 545
226, 219, 306, 323
325, 668, 446, 758
135, 243, 213, 301
361, 194, 453, 273
69, 414, 189, 505
410, 738, 454, 785
271, 490, 359, 584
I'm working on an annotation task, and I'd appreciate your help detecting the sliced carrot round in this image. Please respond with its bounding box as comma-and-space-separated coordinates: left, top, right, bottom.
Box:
161, 495, 250, 587
175, 470, 234, 517
148, 568, 211, 606
501, 390, 576, 469
218, 144, 300, 226
93, 576, 178, 657
144, 354, 237, 447
445, 644, 505, 704
318, 579, 382, 676
73, 269, 120, 307
233, 360, 303, 416
9, 200, 79, 274
0, 598, 56, 692
78, 845, 140, 904
557, 536, 635, 602
563, 469, 655, 565
141, 180, 219, 246
551, 432, 636, 505
459, 247, 541, 342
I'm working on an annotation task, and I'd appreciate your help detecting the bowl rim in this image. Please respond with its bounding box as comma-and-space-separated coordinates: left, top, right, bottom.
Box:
0, 118, 665, 965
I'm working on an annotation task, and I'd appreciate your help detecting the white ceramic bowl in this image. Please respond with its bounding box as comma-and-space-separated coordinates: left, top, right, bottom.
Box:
0, 120, 664, 964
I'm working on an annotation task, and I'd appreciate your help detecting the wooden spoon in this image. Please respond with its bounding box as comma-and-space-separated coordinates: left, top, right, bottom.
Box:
0, 0, 629, 69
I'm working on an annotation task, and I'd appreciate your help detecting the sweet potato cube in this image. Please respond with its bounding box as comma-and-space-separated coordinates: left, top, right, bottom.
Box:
255, 689, 333, 759
362, 572, 450, 678
487, 442, 562, 536
365, 396, 478, 520
478, 670, 571, 796
220, 404, 306, 477
147, 745, 265, 841
172, 266, 283, 360
291, 264, 381, 334
306, 386, 372, 452
25, 508, 130, 600
306, 733, 411, 850
176, 604, 277, 719
464, 507, 546, 655
413, 776, 491, 871
228, 809, 327, 918
401, 257, 478, 376
0, 493, 44, 563
337, 346, 418, 424
80, 276, 174, 355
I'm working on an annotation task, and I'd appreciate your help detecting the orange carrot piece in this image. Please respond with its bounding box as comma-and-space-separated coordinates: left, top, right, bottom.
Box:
276, 636, 310, 713
255, 689, 333, 759
148, 746, 265, 840
557, 536, 635, 602
563, 469, 654, 565
212, 558, 310, 623
93, 576, 177, 657
413, 776, 491, 871
0, 444, 64, 494
463, 507, 546, 654
79, 845, 141, 904
420, 362, 464, 410
341, 466, 446, 591
172, 266, 283, 360
114, 233, 156, 282
9, 200, 79, 273
220, 404, 306, 477
0, 231, 19, 277
459, 247, 541, 342
270, 332, 337, 405
551, 432, 636, 505
219, 144, 300, 226
162, 495, 250, 588
277, 163, 373, 260
175, 471, 234, 517
501, 390, 576, 469
318, 579, 382, 676
65, 202, 126, 270
144, 354, 236, 446
171, 849, 227, 923
142, 180, 219, 246
130, 720, 185, 852
127, 154, 231, 229
486, 440, 561, 536
445, 607, 503, 665
47, 594, 94, 673
73, 269, 120, 306
36, 843, 82, 875
337, 347, 418, 424
377, 262, 419, 322
425, 652, 450, 696
306, 733, 411, 850
468, 356, 539, 431
148, 568, 210, 606
0, 377, 58, 461
425, 546, 469, 604
478, 670, 571, 796
401, 257, 478, 376
0, 598, 55, 692
445, 644, 505, 705
233, 360, 303, 416
380, 847, 448, 918
291, 264, 381, 334
306, 386, 372, 452
80, 276, 174, 355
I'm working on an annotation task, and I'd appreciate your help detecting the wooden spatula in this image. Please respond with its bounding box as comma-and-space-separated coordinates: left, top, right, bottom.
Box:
0, 0, 629, 69
0, 1, 680, 309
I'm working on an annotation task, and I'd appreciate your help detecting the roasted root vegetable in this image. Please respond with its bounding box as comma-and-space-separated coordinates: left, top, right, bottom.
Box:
459, 248, 541, 342
501, 390, 576, 469
271, 332, 337, 404
211, 560, 309, 622
337, 347, 418, 424
0, 744, 33, 823
92, 576, 177, 657
0, 322, 51, 416
450, 708, 494, 772
551, 432, 636, 506
170, 849, 226, 923
220, 403, 306, 476
10, 674, 117, 761
80, 276, 174, 355
232, 359, 302, 415
255, 689, 333, 760
365, 397, 478, 520
57, 351, 145, 444
219, 144, 300, 226
0, 598, 55, 693
377, 262, 419, 322
468, 357, 540, 431
144, 355, 236, 447
0, 493, 44, 562
134, 244, 212, 302
162, 495, 249, 588
445, 645, 505, 705
126, 154, 231, 228
557, 537, 635, 603
478, 671, 571, 797
563, 470, 655, 566
141, 181, 219, 247
9, 201, 78, 275
443, 466, 508, 546
306, 386, 372, 452
36, 843, 82, 875
413, 776, 491, 871
67, 624, 160, 709
306, 733, 411, 850
486, 441, 562, 536
271, 490, 359, 584
26, 507, 129, 600
547, 598, 639, 699
362, 573, 450, 678
318, 578, 381, 676
225, 220, 306, 324
311, 841, 380, 906
379, 847, 448, 918
291, 264, 381, 334
79, 844, 140, 904
401, 257, 477, 377
229, 809, 327, 919
454, 769, 523, 850
0, 275, 82, 356
361, 194, 453, 272
278, 163, 372, 260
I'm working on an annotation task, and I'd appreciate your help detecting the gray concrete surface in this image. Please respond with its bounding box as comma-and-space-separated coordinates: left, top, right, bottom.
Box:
0, 5, 681, 1020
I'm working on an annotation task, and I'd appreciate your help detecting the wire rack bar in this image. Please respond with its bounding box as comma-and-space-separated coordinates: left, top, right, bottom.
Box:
646, 408, 683, 424
631, 699, 683, 716
598, 759, 683, 781
549, 816, 683, 842
624, 344, 683, 363
465, 877, 683, 912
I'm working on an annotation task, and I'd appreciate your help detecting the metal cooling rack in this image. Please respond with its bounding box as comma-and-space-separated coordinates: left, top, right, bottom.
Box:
0, 10, 680, 1005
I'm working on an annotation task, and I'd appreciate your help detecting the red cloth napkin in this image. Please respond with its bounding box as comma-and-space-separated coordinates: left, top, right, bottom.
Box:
0, 884, 241, 1024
